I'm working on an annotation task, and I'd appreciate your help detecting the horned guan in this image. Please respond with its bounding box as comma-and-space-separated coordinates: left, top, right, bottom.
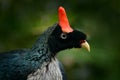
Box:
0, 6, 90, 80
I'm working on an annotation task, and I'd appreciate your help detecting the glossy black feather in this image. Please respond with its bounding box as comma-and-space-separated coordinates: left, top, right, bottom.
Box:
0, 23, 87, 80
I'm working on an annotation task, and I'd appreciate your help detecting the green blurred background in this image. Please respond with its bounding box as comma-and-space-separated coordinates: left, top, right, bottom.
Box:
0, 0, 120, 80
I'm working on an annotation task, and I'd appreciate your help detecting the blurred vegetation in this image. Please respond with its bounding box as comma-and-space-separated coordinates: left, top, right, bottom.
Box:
0, 0, 120, 80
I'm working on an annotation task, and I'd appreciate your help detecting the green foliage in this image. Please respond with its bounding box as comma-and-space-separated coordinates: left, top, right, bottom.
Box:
0, 0, 120, 80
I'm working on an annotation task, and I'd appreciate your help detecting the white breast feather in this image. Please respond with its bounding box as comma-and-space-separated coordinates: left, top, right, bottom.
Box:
27, 58, 63, 80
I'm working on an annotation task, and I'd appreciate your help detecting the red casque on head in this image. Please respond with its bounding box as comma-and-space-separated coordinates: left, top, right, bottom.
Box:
58, 6, 73, 33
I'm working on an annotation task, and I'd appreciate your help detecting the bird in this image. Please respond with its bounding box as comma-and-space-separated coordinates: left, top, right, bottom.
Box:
0, 6, 90, 80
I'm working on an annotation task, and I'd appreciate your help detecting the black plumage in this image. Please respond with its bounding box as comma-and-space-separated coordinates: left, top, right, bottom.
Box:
0, 6, 90, 80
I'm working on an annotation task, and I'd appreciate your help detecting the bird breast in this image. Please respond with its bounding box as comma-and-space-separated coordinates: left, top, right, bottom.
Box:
27, 58, 63, 80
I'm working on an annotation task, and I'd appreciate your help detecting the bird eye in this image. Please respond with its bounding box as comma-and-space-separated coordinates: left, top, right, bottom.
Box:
60, 33, 67, 39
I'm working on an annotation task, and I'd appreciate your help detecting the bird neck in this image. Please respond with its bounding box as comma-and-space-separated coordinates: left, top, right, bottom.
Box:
25, 25, 57, 69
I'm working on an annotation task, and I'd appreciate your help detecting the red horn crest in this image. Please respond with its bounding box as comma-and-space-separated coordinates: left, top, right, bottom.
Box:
58, 6, 73, 33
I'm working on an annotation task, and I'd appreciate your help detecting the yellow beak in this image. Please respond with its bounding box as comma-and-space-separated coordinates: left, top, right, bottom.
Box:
81, 41, 90, 52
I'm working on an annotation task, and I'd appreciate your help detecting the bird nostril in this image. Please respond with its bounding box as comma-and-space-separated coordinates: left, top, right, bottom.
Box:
80, 40, 85, 44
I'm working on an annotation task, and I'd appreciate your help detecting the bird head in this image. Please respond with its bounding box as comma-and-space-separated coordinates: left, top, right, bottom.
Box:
48, 6, 90, 54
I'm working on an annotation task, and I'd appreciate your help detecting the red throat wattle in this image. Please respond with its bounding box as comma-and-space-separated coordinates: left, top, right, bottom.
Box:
58, 6, 73, 33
